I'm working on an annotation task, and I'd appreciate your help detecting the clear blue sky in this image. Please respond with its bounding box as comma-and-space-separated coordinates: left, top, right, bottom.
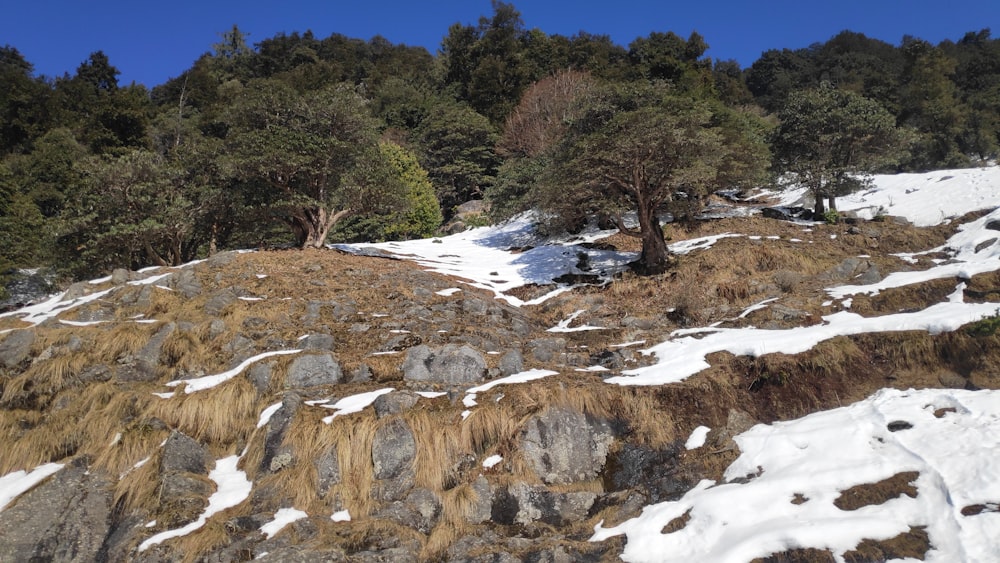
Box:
3, 0, 998, 87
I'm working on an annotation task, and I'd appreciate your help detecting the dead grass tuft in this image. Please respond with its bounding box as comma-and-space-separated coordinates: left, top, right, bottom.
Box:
834, 471, 919, 511
842, 526, 930, 562
150, 377, 258, 446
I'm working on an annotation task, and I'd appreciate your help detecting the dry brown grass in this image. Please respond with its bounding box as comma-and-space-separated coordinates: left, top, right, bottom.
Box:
94, 323, 154, 363
150, 377, 259, 447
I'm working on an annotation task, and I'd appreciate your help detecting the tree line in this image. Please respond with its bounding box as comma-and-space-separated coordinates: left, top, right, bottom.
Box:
1, 2, 998, 280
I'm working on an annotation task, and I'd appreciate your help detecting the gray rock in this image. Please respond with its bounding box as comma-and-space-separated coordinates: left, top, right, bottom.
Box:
61, 281, 92, 302
402, 344, 486, 385
120, 322, 176, 382
111, 268, 131, 285
462, 298, 489, 316
371, 418, 417, 501
248, 362, 273, 394
301, 333, 335, 351
286, 354, 342, 389
373, 390, 420, 418
0, 459, 111, 563
520, 407, 614, 484
207, 250, 239, 268
499, 350, 524, 376
467, 476, 493, 524
986, 219, 1000, 231
315, 445, 340, 499
223, 334, 255, 365
372, 419, 416, 480
174, 269, 202, 299
253, 547, 349, 562
529, 338, 567, 363
376, 488, 441, 533
208, 319, 227, 339
161, 430, 208, 475
204, 289, 238, 316
0, 329, 35, 369
261, 393, 302, 473
501, 482, 597, 526
351, 363, 373, 383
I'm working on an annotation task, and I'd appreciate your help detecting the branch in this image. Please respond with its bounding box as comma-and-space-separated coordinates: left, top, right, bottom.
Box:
613, 213, 642, 239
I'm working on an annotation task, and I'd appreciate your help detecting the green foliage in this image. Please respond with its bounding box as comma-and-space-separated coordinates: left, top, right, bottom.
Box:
413, 102, 499, 215
966, 310, 1000, 337
223, 79, 386, 248
772, 84, 906, 215
822, 210, 841, 224
380, 142, 442, 239
538, 81, 770, 274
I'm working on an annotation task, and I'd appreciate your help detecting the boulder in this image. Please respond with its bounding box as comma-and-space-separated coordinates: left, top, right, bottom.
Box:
402, 344, 486, 386
0, 459, 112, 563
371, 418, 416, 501
373, 390, 421, 418
285, 354, 342, 389
161, 430, 208, 475
301, 333, 335, 351
520, 407, 614, 485
119, 322, 175, 382
495, 483, 597, 526
261, 393, 302, 473
499, 350, 525, 376
0, 329, 35, 369
174, 269, 202, 299
528, 338, 566, 363
204, 289, 238, 316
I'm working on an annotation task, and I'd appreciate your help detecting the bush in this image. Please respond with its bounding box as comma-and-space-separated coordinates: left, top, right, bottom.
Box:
966, 310, 1000, 337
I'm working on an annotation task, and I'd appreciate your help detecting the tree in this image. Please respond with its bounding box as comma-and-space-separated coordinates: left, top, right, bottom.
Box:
223, 80, 400, 248
772, 85, 905, 216
413, 102, 499, 215
539, 82, 769, 274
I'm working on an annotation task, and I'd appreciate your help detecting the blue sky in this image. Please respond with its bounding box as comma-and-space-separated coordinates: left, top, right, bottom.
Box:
3, 0, 998, 87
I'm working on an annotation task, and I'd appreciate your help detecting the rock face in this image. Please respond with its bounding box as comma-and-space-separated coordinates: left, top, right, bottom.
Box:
402, 344, 487, 385
0, 459, 112, 562
520, 407, 614, 485
372, 418, 417, 501
285, 354, 342, 388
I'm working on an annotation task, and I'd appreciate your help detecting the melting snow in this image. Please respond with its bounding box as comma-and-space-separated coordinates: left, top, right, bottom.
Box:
592, 388, 1000, 562
139, 455, 251, 551
320, 388, 395, 423
260, 508, 308, 539
165, 350, 302, 393
0, 463, 64, 513
684, 426, 711, 450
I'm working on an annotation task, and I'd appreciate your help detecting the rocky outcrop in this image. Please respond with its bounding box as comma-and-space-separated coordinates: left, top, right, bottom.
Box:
402, 344, 487, 385
520, 407, 614, 484
0, 459, 112, 562
285, 353, 342, 389
372, 418, 417, 501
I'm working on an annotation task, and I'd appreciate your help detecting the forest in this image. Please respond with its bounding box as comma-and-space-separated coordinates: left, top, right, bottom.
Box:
1, 2, 999, 283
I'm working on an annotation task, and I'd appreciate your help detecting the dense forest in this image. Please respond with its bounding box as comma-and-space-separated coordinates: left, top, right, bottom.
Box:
1, 2, 999, 282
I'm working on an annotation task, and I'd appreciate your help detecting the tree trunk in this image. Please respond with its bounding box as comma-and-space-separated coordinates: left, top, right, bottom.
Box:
634, 202, 672, 275
827, 196, 837, 212
813, 191, 826, 217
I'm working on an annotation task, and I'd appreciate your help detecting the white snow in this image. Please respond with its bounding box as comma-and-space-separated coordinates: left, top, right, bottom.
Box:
482, 455, 503, 469
320, 388, 395, 423
436, 288, 462, 296
257, 402, 283, 428
465, 369, 559, 394
165, 349, 302, 393
139, 455, 251, 551
608, 300, 999, 386
778, 166, 1000, 227
259, 508, 308, 539
684, 426, 711, 450
548, 309, 605, 332
0, 463, 64, 513
592, 387, 1000, 562
0, 288, 114, 326
331, 509, 352, 522
416, 391, 448, 399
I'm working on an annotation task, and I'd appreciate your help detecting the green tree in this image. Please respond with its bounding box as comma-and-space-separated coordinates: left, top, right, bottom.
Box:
379, 142, 442, 239
772, 85, 906, 216
223, 80, 399, 248
413, 102, 499, 215
539, 82, 769, 274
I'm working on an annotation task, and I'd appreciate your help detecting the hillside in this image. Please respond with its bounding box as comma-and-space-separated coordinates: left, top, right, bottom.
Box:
1, 167, 999, 562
